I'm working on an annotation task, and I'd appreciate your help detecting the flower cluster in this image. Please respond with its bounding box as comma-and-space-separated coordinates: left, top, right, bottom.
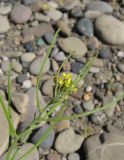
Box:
54, 72, 77, 93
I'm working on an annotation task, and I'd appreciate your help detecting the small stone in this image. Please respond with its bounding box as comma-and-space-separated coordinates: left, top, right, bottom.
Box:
118, 63, 124, 73
87, 1, 113, 13
12, 92, 29, 114
1, 60, 10, 73
51, 47, 59, 58
35, 12, 50, 22
44, 32, 54, 44
74, 105, 83, 114
47, 151, 61, 160
77, 18, 94, 37
0, 16, 10, 33
24, 42, 35, 52
31, 124, 55, 149
51, 59, 59, 73
0, 3, 12, 15
21, 53, 36, 64
0, 51, 22, 58
58, 37, 87, 58
63, 59, 71, 71
83, 92, 92, 101
71, 7, 83, 18
87, 37, 99, 50
100, 47, 112, 59
83, 100, 94, 111
46, 9, 62, 21
85, 85, 92, 92
95, 15, 124, 45
1, 143, 39, 160
84, 10, 102, 19
56, 120, 70, 132
42, 79, 53, 97
57, 20, 71, 36
68, 153, 80, 160
59, 0, 79, 11
12, 59, 22, 73
36, 38, 45, 46
10, 4, 32, 24
71, 62, 84, 74
22, 80, 32, 89
55, 128, 84, 154
117, 51, 124, 58
29, 56, 50, 75
90, 67, 100, 73
91, 111, 107, 125
16, 74, 28, 84
23, 0, 39, 5
103, 95, 117, 118
54, 51, 66, 62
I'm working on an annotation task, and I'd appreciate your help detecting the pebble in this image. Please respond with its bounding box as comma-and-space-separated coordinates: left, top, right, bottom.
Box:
77, 18, 94, 37
57, 20, 71, 36
87, 1, 113, 13
44, 32, 54, 44
87, 37, 99, 50
118, 63, 124, 73
100, 47, 112, 59
12, 59, 22, 73
84, 10, 102, 19
58, 37, 87, 58
54, 51, 66, 62
55, 127, 84, 154
82, 100, 94, 111
74, 105, 83, 114
117, 51, 124, 58
35, 12, 50, 22
36, 38, 45, 46
31, 124, 55, 149
21, 53, 36, 64
16, 74, 28, 84
56, 120, 70, 132
85, 85, 92, 92
23, 0, 39, 5
0, 15, 10, 33
59, 0, 79, 11
1, 143, 39, 160
47, 151, 61, 160
84, 132, 124, 160
0, 3, 12, 15
0, 106, 20, 157
0, 51, 22, 58
42, 79, 53, 97
22, 79, 32, 89
62, 59, 71, 71
95, 15, 124, 45
12, 92, 29, 114
51, 59, 59, 72
19, 87, 46, 131
10, 4, 32, 24
71, 7, 83, 18
71, 62, 84, 74
51, 47, 59, 58
68, 153, 80, 160
91, 111, 107, 125
46, 9, 62, 21
90, 67, 100, 73
24, 41, 35, 52
29, 56, 50, 75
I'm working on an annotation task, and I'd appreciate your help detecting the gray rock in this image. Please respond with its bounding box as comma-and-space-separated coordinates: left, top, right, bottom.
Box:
21, 53, 36, 64
59, 0, 79, 11
57, 20, 71, 36
118, 63, 124, 73
100, 47, 112, 59
91, 111, 107, 125
19, 87, 46, 131
42, 79, 53, 97
77, 18, 94, 37
12, 92, 29, 114
50, 47, 59, 58
31, 124, 55, 149
12, 59, 22, 73
0, 104, 20, 157
16, 74, 28, 84
87, 1, 113, 13
46, 9, 62, 21
83, 100, 94, 111
71, 7, 83, 18
84, 132, 124, 160
55, 128, 84, 154
103, 95, 117, 117
0, 15, 10, 33
54, 51, 66, 62
0, 51, 22, 58
29, 56, 50, 75
58, 37, 87, 58
51, 59, 59, 73
44, 32, 54, 44
10, 5, 32, 24
71, 62, 84, 74
68, 153, 80, 160
23, 0, 39, 5
1, 143, 39, 160
0, 3, 12, 15
95, 15, 124, 45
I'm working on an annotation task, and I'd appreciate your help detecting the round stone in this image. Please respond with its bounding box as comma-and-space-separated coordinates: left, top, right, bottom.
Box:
71, 62, 84, 74
77, 18, 94, 37
118, 63, 124, 73
46, 9, 62, 21
24, 42, 35, 52
87, 1, 113, 13
0, 3, 12, 15
68, 153, 80, 160
54, 51, 66, 62
10, 5, 32, 24
58, 37, 87, 58
31, 124, 55, 149
0, 16, 10, 33
95, 15, 124, 45
100, 47, 112, 59
44, 32, 54, 44
42, 79, 53, 97
29, 56, 50, 75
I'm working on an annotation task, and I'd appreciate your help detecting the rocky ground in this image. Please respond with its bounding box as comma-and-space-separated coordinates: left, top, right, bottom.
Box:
0, 0, 124, 160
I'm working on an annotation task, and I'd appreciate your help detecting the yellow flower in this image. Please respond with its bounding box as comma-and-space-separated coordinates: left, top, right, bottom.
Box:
58, 77, 64, 86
